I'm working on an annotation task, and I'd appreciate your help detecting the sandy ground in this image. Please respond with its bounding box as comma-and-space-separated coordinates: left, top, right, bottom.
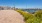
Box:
0, 10, 24, 23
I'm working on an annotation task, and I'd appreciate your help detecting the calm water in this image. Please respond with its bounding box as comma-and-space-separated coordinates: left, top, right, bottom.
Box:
22, 9, 38, 13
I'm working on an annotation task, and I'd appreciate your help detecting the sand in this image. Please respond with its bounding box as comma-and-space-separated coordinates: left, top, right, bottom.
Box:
0, 10, 24, 23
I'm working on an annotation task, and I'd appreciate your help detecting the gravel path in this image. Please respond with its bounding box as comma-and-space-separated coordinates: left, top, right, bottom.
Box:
0, 10, 24, 23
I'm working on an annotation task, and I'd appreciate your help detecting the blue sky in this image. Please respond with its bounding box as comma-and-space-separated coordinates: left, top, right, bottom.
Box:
0, 0, 42, 9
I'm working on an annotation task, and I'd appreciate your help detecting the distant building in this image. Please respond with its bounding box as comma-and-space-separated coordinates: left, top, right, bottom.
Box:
0, 6, 13, 10
0, 6, 19, 10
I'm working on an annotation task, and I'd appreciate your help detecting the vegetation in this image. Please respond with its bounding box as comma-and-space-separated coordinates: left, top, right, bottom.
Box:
34, 10, 42, 22
16, 10, 42, 23
16, 10, 33, 21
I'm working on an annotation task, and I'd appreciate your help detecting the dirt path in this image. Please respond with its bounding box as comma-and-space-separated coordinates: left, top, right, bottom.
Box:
0, 10, 24, 23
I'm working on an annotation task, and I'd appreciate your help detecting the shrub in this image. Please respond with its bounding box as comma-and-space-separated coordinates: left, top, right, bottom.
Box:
34, 10, 42, 20
16, 10, 33, 21
16, 10, 42, 23
26, 17, 40, 23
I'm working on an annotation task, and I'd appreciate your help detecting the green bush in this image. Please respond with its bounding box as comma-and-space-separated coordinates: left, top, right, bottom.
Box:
34, 10, 42, 19
16, 10, 33, 21
26, 17, 41, 23
16, 10, 42, 23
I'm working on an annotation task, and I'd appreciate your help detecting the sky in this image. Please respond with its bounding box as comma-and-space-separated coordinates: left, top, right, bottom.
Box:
0, 0, 42, 9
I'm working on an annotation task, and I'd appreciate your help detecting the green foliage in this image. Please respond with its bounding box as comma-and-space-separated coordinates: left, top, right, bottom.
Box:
16, 10, 33, 21
26, 17, 40, 23
16, 10, 42, 23
34, 10, 42, 19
